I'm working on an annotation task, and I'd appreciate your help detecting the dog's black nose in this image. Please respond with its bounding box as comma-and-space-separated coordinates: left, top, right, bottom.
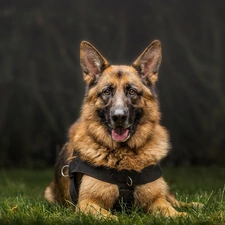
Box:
111, 108, 128, 125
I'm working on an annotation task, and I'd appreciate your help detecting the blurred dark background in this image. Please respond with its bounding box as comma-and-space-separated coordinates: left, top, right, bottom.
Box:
0, 0, 224, 168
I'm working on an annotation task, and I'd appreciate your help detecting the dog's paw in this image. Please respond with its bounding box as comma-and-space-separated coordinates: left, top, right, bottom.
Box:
165, 210, 188, 217
93, 212, 118, 221
189, 202, 205, 209
186, 202, 205, 209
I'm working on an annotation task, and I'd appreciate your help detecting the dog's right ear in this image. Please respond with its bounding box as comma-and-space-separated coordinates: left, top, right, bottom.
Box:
80, 41, 109, 86
132, 40, 162, 86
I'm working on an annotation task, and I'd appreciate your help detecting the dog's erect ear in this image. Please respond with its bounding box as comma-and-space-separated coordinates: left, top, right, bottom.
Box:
132, 40, 162, 85
80, 41, 109, 86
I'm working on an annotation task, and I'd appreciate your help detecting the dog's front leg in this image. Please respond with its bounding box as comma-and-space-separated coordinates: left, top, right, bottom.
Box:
135, 179, 187, 217
77, 199, 117, 220
77, 175, 118, 220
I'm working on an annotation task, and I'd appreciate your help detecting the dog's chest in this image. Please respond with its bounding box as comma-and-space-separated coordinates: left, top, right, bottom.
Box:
81, 146, 154, 171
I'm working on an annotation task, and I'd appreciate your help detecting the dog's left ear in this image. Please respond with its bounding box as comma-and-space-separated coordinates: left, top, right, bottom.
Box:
132, 40, 162, 85
80, 41, 109, 86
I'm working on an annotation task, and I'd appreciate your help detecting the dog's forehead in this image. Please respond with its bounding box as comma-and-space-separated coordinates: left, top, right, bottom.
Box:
100, 65, 141, 86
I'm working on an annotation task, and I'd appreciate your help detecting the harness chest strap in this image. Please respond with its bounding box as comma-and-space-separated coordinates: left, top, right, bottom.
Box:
68, 152, 162, 209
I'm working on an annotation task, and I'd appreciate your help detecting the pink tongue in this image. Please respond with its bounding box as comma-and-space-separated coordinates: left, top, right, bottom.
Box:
112, 127, 129, 142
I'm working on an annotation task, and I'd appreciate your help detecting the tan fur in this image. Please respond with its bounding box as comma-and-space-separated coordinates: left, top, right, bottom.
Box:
45, 40, 201, 219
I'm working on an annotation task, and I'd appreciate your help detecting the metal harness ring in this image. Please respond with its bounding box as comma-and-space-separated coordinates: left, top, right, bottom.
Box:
61, 165, 69, 177
126, 176, 133, 186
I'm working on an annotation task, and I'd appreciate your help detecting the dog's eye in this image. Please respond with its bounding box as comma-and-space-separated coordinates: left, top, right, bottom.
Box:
103, 89, 111, 96
128, 88, 137, 96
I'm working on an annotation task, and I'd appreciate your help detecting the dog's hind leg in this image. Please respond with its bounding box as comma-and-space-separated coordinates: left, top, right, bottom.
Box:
44, 182, 56, 204
150, 197, 187, 217
166, 191, 204, 209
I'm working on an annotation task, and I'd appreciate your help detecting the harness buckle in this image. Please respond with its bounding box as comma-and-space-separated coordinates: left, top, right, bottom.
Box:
61, 165, 69, 177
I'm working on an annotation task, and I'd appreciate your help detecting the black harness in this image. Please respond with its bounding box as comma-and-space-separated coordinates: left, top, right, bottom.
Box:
68, 152, 162, 210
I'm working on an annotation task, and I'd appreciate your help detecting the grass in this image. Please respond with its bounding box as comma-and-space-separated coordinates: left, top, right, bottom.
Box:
0, 167, 224, 225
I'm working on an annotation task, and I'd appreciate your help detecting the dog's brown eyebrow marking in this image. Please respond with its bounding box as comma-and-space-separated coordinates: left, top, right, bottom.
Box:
102, 83, 115, 90
125, 83, 137, 90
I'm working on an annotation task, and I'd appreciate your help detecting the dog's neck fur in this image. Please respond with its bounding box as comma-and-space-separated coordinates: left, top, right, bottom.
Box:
69, 119, 169, 171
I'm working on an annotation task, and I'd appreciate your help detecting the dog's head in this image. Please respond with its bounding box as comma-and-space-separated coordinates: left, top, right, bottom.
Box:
80, 41, 162, 148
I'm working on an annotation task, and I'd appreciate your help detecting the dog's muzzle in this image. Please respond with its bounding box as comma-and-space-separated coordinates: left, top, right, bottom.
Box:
110, 107, 131, 142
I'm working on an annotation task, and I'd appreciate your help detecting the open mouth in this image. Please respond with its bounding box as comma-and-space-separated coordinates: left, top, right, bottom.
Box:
111, 126, 130, 142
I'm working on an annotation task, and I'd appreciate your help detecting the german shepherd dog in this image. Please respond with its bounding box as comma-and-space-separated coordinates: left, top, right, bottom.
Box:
45, 40, 200, 219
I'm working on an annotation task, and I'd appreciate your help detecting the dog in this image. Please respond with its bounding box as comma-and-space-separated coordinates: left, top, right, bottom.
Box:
45, 40, 200, 219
